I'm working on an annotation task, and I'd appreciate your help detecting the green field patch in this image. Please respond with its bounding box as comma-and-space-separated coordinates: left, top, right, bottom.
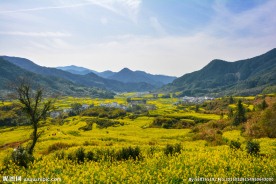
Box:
100, 137, 127, 142
67, 130, 81, 136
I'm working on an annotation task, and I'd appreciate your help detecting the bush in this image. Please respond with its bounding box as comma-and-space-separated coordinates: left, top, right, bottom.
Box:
56, 146, 142, 162
164, 143, 182, 156
246, 140, 260, 155
243, 102, 276, 138
67, 152, 74, 161
78, 122, 93, 131
174, 143, 182, 153
162, 123, 170, 129
55, 150, 65, 159
76, 147, 85, 163
82, 107, 126, 119
95, 118, 123, 129
86, 151, 95, 161
67, 130, 81, 136
151, 117, 194, 129
11, 146, 34, 168
116, 146, 141, 161
164, 144, 174, 156
47, 142, 73, 153
229, 140, 241, 150
147, 146, 158, 155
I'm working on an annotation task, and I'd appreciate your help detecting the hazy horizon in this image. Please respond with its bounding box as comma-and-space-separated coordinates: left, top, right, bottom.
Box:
1, 0, 276, 77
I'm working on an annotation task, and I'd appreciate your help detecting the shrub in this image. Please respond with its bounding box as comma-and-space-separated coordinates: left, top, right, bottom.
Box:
67, 130, 81, 136
174, 143, 182, 153
164, 143, 182, 156
151, 117, 194, 129
95, 118, 123, 129
246, 140, 260, 155
162, 123, 170, 129
147, 146, 158, 155
86, 151, 95, 161
56, 146, 142, 162
11, 146, 34, 168
47, 142, 73, 153
229, 140, 241, 150
76, 147, 85, 163
83, 141, 99, 146
243, 102, 276, 138
78, 122, 93, 131
82, 107, 126, 119
55, 150, 65, 159
67, 152, 74, 161
116, 146, 141, 161
164, 144, 174, 156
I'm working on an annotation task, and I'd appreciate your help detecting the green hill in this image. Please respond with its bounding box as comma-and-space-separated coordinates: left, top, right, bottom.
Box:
1, 56, 156, 92
0, 58, 115, 98
163, 48, 276, 96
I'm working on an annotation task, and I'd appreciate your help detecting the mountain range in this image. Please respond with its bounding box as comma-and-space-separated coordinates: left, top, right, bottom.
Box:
56, 66, 176, 86
56, 65, 116, 78
163, 48, 276, 96
1, 48, 275, 98
0, 58, 115, 98
0, 56, 160, 93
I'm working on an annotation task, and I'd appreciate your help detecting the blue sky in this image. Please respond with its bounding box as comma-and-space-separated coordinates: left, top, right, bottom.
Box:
0, 0, 275, 76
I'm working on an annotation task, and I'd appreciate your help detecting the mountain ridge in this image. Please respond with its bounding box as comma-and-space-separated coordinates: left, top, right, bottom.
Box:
0, 56, 157, 92
0, 58, 115, 98
107, 67, 176, 86
57, 65, 176, 86
163, 48, 276, 96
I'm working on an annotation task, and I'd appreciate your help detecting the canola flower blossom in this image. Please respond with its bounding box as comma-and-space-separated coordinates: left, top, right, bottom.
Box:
1, 145, 275, 183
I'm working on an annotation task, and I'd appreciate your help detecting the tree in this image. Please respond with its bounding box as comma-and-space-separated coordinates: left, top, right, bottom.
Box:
14, 80, 54, 155
260, 99, 268, 110
69, 103, 82, 116
233, 100, 246, 126
195, 105, 200, 112
228, 108, 234, 119
229, 96, 234, 104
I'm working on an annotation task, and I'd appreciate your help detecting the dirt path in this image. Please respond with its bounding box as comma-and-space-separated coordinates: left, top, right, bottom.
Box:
0, 139, 30, 151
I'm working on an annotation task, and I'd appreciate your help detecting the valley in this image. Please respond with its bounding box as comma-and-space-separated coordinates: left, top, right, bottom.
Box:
0, 93, 275, 183
0, 50, 276, 183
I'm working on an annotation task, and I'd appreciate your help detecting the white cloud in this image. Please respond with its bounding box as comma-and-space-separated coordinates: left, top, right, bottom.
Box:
0, 31, 71, 37
149, 17, 166, 35
0, 0, 275, 77
0, 0, 142, 23
11, 31, 273, 77
0, 2, 93, 14
100, 17, 108, 25
85, 0, 142, 22
210, 0, 276, 38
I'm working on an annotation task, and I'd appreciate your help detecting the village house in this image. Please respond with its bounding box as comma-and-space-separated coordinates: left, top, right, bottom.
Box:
100, 102, 127, 110
181, 96, 214, 104
50, 111, 62, 118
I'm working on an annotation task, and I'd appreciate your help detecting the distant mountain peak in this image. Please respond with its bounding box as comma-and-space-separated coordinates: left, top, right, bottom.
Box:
108, 67, 176, 86
120, 67, 132, 72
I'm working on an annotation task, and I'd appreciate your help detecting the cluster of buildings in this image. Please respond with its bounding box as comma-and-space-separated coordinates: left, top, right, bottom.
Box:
50, 104, 90, 118
177, 96, 214, 104
50, 99, 156, 118
100, 102, 127, 110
